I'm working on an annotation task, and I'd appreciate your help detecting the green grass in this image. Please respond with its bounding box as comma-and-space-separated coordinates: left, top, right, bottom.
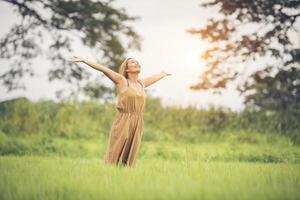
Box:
1, 133, 300, 200
0, 156, 300, 200
1, 132, 300, 163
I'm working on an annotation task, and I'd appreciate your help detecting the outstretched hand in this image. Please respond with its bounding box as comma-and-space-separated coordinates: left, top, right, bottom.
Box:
68, 56, 86, 63
161, 71, 172, 77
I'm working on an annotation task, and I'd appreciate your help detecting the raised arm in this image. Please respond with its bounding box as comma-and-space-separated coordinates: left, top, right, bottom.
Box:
68, 56, 124, 84
140, 71, 172, 88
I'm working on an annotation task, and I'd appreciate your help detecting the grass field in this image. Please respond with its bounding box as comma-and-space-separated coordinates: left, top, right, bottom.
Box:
1, 99, 300, 200
1, 156, 300, 200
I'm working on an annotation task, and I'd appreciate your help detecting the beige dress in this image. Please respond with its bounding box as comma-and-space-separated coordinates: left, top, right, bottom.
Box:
103, 78, 146, 167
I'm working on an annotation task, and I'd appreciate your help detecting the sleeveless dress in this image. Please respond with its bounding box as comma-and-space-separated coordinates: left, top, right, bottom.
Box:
103, 78, 146, 167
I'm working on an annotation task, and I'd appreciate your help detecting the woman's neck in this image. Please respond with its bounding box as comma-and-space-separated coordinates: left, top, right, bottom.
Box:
127, 73, 139, 83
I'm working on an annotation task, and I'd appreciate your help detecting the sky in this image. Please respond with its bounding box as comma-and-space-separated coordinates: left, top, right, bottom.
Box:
0, 0, 246, 111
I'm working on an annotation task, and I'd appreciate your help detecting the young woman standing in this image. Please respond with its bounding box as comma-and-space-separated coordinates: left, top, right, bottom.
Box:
69, 56, 171, 167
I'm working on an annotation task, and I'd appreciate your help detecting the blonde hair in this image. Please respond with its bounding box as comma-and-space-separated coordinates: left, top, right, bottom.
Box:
118, 57, 133, 78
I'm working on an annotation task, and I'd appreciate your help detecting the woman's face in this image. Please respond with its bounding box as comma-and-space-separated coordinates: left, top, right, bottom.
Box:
126, 58, 141, 74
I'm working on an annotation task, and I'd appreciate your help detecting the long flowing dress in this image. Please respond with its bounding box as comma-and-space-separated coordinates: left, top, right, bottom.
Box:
103, 78, 146, 167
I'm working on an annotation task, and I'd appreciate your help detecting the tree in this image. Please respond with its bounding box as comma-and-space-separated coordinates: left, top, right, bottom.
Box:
187, 0, 300, 110
0, 0, 142, 100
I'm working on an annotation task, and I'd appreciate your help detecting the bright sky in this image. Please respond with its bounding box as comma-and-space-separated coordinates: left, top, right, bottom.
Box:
0, 0, 245, 111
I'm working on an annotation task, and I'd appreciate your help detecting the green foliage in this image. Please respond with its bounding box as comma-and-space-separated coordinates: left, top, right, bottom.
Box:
188, 0, 300, 111
0, 97, 116, 139
240, 66, 300, 111
0, 0, 142, 98
0, 97, 299, 145
0, 97, 299, 164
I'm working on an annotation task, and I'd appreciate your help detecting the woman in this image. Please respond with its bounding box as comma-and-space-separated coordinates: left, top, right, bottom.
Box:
69, 56, 171, 167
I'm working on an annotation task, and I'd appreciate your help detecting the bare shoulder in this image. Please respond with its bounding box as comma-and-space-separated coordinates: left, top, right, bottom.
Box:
118, 75, 127, 85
